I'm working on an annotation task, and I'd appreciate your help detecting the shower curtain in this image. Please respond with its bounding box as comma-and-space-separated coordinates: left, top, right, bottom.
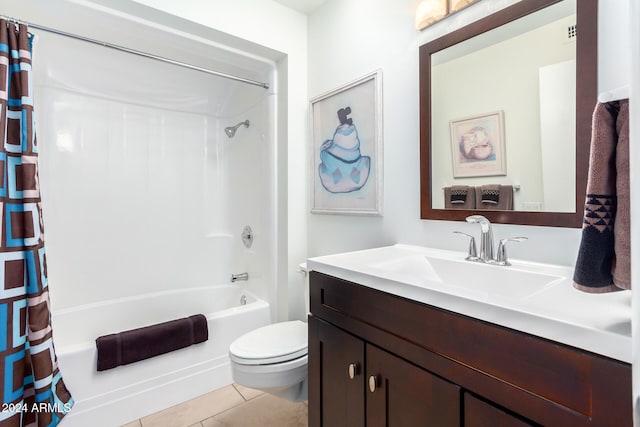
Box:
0, 20, 74, 426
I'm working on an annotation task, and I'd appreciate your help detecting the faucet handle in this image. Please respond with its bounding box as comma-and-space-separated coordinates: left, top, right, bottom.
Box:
453, 231, 478, 261
495, 237, 528, 266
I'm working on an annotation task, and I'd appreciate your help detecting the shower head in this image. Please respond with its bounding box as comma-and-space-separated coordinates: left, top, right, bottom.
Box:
224, 120, 250, 138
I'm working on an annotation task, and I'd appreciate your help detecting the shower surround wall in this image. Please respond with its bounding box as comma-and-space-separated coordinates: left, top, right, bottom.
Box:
25, 18, 277, 425
34, 31, 276, 310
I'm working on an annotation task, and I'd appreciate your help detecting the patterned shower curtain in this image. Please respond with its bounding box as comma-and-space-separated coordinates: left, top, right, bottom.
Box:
0, 20, 74, 427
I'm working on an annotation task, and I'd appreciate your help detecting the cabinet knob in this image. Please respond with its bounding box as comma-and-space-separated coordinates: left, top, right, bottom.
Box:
368, 375, 380, 393
348, 363, 360, 380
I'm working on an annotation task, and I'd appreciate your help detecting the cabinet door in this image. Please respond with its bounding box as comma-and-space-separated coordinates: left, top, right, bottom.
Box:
366, 344, 461, 427
309, 317, 365, 427
464, 393, 535, 427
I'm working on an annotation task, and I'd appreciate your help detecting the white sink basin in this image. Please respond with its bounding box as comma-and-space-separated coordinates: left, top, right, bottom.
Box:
369, 254, 565, 300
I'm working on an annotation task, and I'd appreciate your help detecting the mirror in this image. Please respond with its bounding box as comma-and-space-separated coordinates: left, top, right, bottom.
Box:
419, 0, 597, 227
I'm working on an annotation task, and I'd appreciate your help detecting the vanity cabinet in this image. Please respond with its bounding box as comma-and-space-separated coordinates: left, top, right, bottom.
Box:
312, 319, 364, 427
464, 393, 534, 427
311, 317, 460, 427
308, 271, 632, 427
366, 341, 460, 426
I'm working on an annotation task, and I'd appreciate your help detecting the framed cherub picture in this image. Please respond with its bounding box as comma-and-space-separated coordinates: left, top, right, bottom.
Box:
450, 111, 506, 178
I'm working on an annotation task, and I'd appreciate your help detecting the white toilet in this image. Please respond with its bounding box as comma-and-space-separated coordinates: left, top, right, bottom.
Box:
228, 265, 309, 402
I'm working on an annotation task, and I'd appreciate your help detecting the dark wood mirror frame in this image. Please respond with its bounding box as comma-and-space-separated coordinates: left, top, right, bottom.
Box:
419, 0, 597, 227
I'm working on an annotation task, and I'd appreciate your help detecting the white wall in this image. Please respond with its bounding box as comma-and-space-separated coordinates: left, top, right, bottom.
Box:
598, 0, 631, 101
598, 6, 634, 420
307, 0, 630, 263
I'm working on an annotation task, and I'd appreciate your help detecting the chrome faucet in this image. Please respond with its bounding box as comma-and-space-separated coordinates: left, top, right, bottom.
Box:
231, 272, 249, 282
465, 215, 494, 262
457, 215, 528, 265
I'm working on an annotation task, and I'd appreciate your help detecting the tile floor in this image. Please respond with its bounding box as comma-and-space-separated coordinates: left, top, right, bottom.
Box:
121, 384, 308, 427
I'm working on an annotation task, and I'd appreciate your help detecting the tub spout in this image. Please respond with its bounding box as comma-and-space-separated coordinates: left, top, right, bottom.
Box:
231, 272, 249, 282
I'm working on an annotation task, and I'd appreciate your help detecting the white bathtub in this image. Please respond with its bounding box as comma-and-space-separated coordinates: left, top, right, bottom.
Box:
52, 285, 271, 427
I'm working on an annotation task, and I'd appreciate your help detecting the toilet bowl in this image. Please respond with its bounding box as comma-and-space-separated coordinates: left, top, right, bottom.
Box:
228, 264, 309, 402
229, 320, 308, 401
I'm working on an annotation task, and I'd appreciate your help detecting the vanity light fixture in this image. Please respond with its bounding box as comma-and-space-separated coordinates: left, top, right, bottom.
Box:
415, 0, 449, 30
450, 0, 479, 12
415, 0, 481, 30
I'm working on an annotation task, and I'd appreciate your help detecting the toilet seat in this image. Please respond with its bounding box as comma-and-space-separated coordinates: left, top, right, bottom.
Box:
229, 320, 307, 365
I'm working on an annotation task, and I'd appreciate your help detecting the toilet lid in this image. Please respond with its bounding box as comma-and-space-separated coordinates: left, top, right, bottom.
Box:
229, 320, 308, 365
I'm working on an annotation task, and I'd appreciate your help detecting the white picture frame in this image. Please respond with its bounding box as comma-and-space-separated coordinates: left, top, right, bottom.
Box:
450, 110, 506, 178
309, 70, 383, 215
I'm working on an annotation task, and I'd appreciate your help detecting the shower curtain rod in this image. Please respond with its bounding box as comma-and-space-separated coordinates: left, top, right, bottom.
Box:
2, 15, 270, 90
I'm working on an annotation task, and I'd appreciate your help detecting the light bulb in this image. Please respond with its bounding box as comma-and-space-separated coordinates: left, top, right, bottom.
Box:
415, 0, 448, 30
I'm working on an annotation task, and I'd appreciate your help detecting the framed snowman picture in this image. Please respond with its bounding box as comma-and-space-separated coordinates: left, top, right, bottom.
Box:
309, 70, 383, 216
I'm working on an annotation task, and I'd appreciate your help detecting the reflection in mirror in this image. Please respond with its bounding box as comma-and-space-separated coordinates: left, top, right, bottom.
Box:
431, 0, 576, 212
419, 0, 597, 227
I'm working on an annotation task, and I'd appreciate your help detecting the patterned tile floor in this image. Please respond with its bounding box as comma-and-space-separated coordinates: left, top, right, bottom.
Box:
121, 384, 308, 427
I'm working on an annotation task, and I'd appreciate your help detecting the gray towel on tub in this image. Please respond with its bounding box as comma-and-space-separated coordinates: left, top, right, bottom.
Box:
96, 314, 208, 371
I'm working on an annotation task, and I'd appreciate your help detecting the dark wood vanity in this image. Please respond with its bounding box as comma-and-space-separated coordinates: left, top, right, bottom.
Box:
308, 0, 629, 423
308, 271, 632, 426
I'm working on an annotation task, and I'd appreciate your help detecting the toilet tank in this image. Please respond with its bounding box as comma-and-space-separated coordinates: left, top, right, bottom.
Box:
298, 262, 310, 316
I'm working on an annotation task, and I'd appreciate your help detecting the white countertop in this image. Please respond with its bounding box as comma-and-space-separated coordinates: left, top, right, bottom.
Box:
307, 244, 632, 363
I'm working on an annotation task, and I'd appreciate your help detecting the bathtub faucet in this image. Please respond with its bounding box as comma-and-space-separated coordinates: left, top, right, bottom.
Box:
231, 272, 249, 282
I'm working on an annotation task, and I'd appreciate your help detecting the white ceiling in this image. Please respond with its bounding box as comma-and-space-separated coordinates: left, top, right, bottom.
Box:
272, 0, 328, 15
